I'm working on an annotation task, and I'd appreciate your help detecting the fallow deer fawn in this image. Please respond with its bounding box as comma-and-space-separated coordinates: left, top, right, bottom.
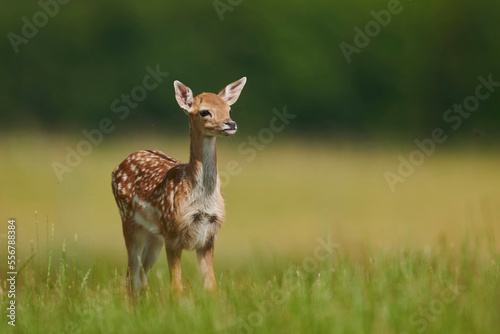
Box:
111, 77, 247, 296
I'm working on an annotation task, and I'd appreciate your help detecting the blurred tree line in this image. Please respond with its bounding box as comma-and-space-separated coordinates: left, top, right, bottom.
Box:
1, 0, 499, 139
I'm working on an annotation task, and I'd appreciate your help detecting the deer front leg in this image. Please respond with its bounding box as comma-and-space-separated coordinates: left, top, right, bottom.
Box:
166, 247, 183, 295
197, 244, 216, 291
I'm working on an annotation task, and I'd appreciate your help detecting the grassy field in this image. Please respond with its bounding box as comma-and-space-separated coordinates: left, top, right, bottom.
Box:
1, 131, 499, 333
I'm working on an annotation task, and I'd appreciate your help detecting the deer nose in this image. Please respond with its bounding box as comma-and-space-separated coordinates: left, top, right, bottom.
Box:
224, 121, 237, 130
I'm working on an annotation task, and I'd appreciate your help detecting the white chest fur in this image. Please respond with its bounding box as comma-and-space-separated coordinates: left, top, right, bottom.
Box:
171, 137, 225, 250
175, 186, 225, 250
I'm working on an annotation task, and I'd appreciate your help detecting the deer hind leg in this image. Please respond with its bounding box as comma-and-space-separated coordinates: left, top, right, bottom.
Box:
123, 219, 147, 297
139, 233, 164, 290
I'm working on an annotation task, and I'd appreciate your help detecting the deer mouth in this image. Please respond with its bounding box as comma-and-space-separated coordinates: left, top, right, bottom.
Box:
220, 121, 237, 136
221, 129, 237, 136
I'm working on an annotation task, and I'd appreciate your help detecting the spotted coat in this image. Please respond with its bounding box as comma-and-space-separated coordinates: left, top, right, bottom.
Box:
112, 149, 223, 250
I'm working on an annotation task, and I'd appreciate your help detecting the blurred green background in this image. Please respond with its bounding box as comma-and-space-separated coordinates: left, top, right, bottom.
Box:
1, 0, 499, 139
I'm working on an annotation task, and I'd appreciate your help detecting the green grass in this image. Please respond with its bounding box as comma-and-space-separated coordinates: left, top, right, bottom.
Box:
1, 131, 500, 333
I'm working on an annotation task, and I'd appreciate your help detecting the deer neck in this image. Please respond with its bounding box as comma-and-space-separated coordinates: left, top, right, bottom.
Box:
187, 121, 219, 196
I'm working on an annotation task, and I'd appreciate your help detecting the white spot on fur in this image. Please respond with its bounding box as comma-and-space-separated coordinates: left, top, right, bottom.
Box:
133, 196, 161, 234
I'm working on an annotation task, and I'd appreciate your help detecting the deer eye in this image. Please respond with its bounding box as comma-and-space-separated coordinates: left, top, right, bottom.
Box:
199, 110, 211, 117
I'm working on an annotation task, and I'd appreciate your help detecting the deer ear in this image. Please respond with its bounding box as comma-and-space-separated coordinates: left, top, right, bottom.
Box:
218, 77, 247, 106
174, 80, 193, 113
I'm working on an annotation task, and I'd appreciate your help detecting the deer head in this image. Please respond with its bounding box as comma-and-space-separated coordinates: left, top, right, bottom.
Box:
174, 77, 247, 137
